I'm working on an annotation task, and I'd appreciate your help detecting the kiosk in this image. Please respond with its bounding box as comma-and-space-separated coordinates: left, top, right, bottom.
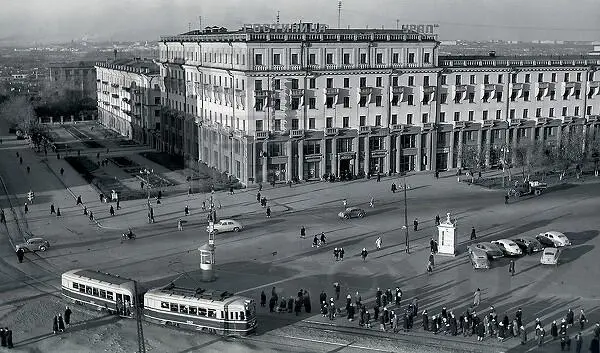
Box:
437, 213, 457, 256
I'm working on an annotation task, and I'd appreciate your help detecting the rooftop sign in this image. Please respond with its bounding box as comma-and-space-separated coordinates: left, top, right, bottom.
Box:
401, 24, 439, 34
242, 23, 328, 34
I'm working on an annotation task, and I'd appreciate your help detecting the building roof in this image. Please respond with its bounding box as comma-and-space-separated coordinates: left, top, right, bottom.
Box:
439, 54, 600, 68
95, 58, 160, 75
49, 61, 96, 69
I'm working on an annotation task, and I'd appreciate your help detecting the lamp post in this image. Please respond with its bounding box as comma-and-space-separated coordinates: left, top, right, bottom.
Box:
399, 145, 410, 253
500, 145, 510, 188
140, 168, 153, 223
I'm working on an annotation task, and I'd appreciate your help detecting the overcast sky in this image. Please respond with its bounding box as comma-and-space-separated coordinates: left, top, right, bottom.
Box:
1, 0, 599, 44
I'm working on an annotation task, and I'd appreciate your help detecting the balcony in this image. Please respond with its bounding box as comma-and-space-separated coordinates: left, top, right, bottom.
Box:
536, 117, 551, 125
101, 81, 108, 85
536, 82, 553, 89
482, 120, 494, 127
272, 65, 286, 71
589, 81, 600, 88
510, 119, 526, 126
255, 131, 269, 139
423, 86, 436, 94
111, 94, 119, 99
359, 87, 373, 95
290, 89, 304, 97
253, 65, 268, 71
483, 84, 498, 91
561, 116, 575, 124
563, 81, 581, 89
255, 90, 271, 98
111, 83, 119, 88
325, 88, 340, 96
453, 121, 468, 129
290, 129, 304, 138
325, 64, 337, 70
455, 84, 468, 92
422, 122, 436, 130
289, 64, 301, 70
391, 124, 410, 132
325, 127, 338, 136
586, 115, 600, 123
359, 126, 372, 134
392, 86, 406, 95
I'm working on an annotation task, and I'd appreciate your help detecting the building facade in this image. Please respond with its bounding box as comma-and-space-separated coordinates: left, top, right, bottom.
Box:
158, 25, 600, 186
95, 59, 162, 147
48, 61, 97, 101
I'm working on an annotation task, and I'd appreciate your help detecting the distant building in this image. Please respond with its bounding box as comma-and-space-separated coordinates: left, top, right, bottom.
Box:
47, 61, 97, 100
95, 58, 161, 146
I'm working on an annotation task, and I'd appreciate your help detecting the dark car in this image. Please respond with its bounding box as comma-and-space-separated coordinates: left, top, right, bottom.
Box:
513, 236, 543, 254
338, 207, 366, 219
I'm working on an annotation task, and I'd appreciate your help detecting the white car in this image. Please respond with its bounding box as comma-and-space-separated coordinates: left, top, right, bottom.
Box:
540, 247, 560, 265
491, 239, 523, 256
536, 231, 571, 247
206, 219, 243, 234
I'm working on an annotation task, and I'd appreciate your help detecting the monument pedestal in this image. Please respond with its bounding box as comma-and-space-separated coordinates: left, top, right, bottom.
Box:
437, 213, 457, 256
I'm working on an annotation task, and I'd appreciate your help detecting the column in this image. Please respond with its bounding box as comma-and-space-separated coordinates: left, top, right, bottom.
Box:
319, 138, 326, 177
364, 136, 370, 175
484, 130, 492, 167
581, 124, 588, 153
425, 132, 432, 171
448, 131, 455, 170
262, 141, 268, 183
384, 135, 391, 174
511, 127, 518, 165
286, 139, 293, 182
555, 125, 562, 148
395, 135, 402, 173
530, 126, 535, 143
457, 131, 464, 169
251, 141, 257, 183
331, 137, 338, 177
352, 137, 359, 176
415, 133, 422, 172
298, 140, 304, 180
230, 137, 234, 175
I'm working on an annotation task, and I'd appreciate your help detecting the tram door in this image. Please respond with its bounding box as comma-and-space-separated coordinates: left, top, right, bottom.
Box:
223, 308, 230, 334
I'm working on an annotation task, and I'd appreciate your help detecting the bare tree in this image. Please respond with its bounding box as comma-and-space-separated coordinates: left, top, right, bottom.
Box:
553, 130, 586, 180
512, 140, 534, 180
0, 95, 36, 132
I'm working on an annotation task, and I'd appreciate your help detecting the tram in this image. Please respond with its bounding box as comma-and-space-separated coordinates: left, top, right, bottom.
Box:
143, 283, 257, 336
61, 269, 136, 317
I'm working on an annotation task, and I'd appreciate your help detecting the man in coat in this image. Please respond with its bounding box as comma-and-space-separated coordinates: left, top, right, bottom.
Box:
64, 306, 72, 326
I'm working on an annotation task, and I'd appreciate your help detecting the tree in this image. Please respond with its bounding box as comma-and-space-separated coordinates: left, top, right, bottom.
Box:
0, 95, 36, 132
553, 130, 586, 180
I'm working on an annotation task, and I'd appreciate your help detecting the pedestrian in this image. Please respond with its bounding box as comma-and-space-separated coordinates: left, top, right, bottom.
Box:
313, 234, 319, 247
0, 209, 5, 224
19, 156, 23, 165
470, 227, 477, 240
60, 167, 64, 176
177, 219, 183, 231
566, 308, 574, 328
391, 183, 397, 193
258, 183, 263, 191
16, 248, 24, 263
575, 332, 583, 353
413, 218, 419, 231
287, 297, 294, 313
376, 172, 381, 182
320, 232, 326, 246
89, 211, 95, 221
505, 194, 509, 204
591, 336, 600, 353
538, 326, 546, 346
116, 199, 121, 210
24, 202, 28, 214
56, 208, 61, 217
27, 165, 30, 173
339, 247, 345, 260
435, 170, 440, 179
435, 214, 440, 226
0, 328, 5, 347
304, 292, 312, 313
260, 291, 266, 307
579, 309, 588, 330
266, 207, 271, 218
53, 314, 59, 334
375, 236, 382, 250
334, 283, 340, 301
334, 248, 339, 261
427, 260, 433, 275
50, 204, 56, 214
76, 195, 82, 205
342, 198, 347, 208
110, 205, 115, 216
473, 288, 481, 307
184, 205, 189, 216
361, 248, 368, 261
509, 260, 515, 276
369, 196, 374, 208
58, 313, 65, 332
520, 325, 528, 344
429, 251, 435, 268
64, 306, 72, 326
5, 327, 12, 349
300, 226, 306, 238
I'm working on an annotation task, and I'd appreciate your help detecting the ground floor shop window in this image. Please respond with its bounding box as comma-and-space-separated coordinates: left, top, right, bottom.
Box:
268, 163, 286, 182
303, 161, 320, 180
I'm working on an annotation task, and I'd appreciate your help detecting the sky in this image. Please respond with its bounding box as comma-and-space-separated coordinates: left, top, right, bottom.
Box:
1, 0, 599, 44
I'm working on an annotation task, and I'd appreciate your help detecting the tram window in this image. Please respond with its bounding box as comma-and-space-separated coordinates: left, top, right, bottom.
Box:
240, 312, 245, 320
116, 294, 123, 302
123, 295, 131, 304
221, 311, 225, 319
235, 312, 239, 320
170, 303, 178, 312
72, 283, 78, 289
198, 308, 207, 316
99, 290, 106, 299
86, 287, 92, 295
106, 291, 114, 300
229, 312, 234, 320
179, 305, 188, 314
189, 307, 197, 315
208, 310, 216, 318
93, 288, 99, 297
79, 284, 85, 293
161, 302, 170, 309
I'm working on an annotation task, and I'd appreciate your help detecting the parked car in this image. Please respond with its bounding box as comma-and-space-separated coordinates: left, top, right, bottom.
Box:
491, 239, 523, 256
15, 237, 50, 252
536, 231, 571, 247
206, 219, 243, 233
540, 247, 560, 265
469, 248, 491, 269
512, 236, 544, 254
338, 207, 366, 219
467, 242, 504, 259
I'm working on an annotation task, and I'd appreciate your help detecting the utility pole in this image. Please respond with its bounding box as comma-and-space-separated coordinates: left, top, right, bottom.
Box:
276, 11, 280, 24
402, 156, 410, 253
396, 19, 400, 29
337, 1, 342, 28
134, 281, 146, 353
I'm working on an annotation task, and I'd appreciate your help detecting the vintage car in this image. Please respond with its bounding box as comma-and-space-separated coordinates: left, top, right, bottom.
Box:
537, 231, 571, 247
469, 248, 491, 269
467, 242, 504, 260
540, 247, 560, 265
338, 207, 366, 219
491, 239, 523, 256
206, 219, 243, 233
513, 236, 544, 254
15, 237, 50, 252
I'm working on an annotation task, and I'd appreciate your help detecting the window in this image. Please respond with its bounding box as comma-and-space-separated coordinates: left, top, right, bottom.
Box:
440, 93, 447, 104
407, 95, 414, 105
343, 96, 350, 108
189, 307, 197, 315
549, 108, 554, 117
468, 93, 475, 103
550, 91, 556, 100
562, 106, 568, 116
421, 113, 428, 123
575, 106, 580, 116
391, 114, 398, 124
422, 93, 430, 105
359, 96, 367, 107
255, 120, 263, 131
536, 108, 542, 117
309, 97, 316, 109
564, 73, 570, 82
392, 53, 399, 64
424, 52, 431, 63
484, 75, 489, 84
455, 75, 462, 85
497, 74, 503, 84
408, 76, 414, 86
326, 53, 333, 65
326, 96, 334, 108
72, 283, 79, 290
470, 75, 476, 85
309, 78, 316, 89
291, 79, 299, 89
522, 109, 528, 119
359, 115, 366, 126
360, 53, 367, 64
441, 75, 447, 85
453, 112, 460, 122
408, 53, 415, 63
161, 302, 169, 309
524, 74, 530, 83
255, 98, 264, 111
575, 72, 581, 82
510, 109, 515, 119
439, 112, 446, 122
375, 115, 382, 126
291, 53, 299, 65
326, 78, 333, 88
423, 76, 430, 87
208, 310, 216, 318
512, 73, 518, 83
406, 114, 413, 125
292, 98, 300, 110
274, 119, 281, 131
538, 73, 544, 82
154, 97, 161, 104
86, 286, 92, 295
179, 305, 188, 314
309, 118, 316, 129
343, 53, 350, 65
496, 110, 502, 120
254, 80, 262, 91
343, 116, 349, 127
523, 91, 530, 101
255, 53, 263, 66
273, 53, 281, 65
106, 292, 113, 300
268, 142, 286, 156
587, 106, 592, 115
375, 95, 382, 106
292, 119, 299, 130
551, 73, 557, 82
274, 98, 281, 110
482, 110, 488, 120
273, 79, 280, 90
309, 53, 316, 65
376, 77, 382, 87
359, 77, 367, 87
376, 53, 383, 64
170, 303, 178, 312
343, 78, 350, 88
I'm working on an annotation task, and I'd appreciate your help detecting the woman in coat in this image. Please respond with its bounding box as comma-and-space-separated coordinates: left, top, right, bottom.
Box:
476, 322, 485, 341
520, 325, 527, 345
53, 315, 59, 334
422, 310, 429, 331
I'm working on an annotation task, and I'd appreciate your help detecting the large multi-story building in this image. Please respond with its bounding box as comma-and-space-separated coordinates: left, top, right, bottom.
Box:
157, 24, 600, 186
95, 59, 162, 147
48, 61, 97, 101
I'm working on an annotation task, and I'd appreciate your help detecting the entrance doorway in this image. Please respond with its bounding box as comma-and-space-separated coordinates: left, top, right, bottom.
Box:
339, 158, 354, 180
436, 152, 448, 171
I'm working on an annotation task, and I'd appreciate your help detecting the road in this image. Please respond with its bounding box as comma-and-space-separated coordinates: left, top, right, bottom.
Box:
1, 122, 599, 353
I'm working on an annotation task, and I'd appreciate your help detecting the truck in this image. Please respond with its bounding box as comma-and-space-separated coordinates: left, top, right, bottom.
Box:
508, 180, 548, 198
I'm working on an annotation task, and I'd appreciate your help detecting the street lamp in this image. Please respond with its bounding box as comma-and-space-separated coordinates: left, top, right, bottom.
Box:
500, 145, 510, 188
398, 146, 410, 253
140, 168, 153, 223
